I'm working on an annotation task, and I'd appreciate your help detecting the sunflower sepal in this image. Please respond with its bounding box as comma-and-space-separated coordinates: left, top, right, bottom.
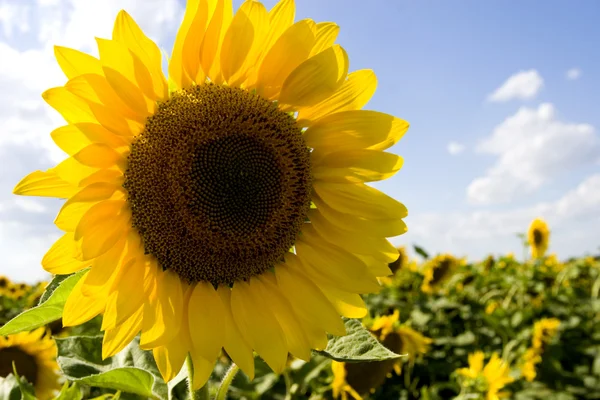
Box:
0, 270, 87, 336
56, 335, 172, 400
313, 318, 404, 363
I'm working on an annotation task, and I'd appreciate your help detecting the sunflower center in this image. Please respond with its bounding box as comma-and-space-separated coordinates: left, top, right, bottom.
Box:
431, 260, 452, 285
123, 84, 312, 285
532, 229, 543, 246
0, 347, 38, 384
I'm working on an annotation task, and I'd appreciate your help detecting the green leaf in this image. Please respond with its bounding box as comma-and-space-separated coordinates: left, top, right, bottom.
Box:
0, 270, 87, 336
52, 382, 83, 400
39, 273, 74, 304
314, 318, 402, 362
12, 365, 37, 400
56, 335, 168, 400
413, 244, 430, 260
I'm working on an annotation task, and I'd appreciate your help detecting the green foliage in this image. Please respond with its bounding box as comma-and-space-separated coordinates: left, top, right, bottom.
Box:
0, 270, 86, 336
315, 318, 402, 362
56, 336, 170, 400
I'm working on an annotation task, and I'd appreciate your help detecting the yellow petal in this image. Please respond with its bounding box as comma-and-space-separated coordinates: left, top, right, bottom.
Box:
313, 195, 407, 238
310, 22, 339, 56
356, 254, 393, 277
170, 0, 201, 89
265, 0, 295, 49
279, 45, 348, 107
102, 257, 146, 330
313, 149, 403, 183
73, 143, 126, 169
188, 281, 225, 361
257, 19, 316, 99
313, 182, 408, 220
43, 87, 95, 124
199, 0, 233, 83
63, 270, 106, 326
74, 199, 130, 260
53, 157, 99, 186
102, 305, 143, 359
216, 286, 255, 379
54, 46, 104, 79
297, 70, 377, 125
221, 0, 269, 86
65, 74, 142, 122
308, 209, 400, 263
75, 123, 131, 148
182, 0, 218, 84
294, 231, 381, 293
96, 38, 156, 114
55, 182, 121, 231
87, 102, 143, 137
231, 279, 288, 374
276, 262, 346, 337
304, 110, 409, 153
153, 342, 187, 383
190, 354, 215, 391
140, 269, 184, 348
81, 237, 127, 296
79, 169, 125, 187
113, 10, 168, 100
256, 275, 312, 361
42, 233, 90, 274
13, 169, 78, 198
316, 284, 367, 319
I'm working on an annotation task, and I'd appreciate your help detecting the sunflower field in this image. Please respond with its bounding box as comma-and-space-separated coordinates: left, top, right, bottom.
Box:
1, 217, 599, 399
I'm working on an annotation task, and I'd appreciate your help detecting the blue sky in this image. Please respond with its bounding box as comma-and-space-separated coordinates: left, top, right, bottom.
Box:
0, 0, 598, 281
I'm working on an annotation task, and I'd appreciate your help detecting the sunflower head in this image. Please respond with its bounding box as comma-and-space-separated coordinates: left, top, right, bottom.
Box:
421, 254, 460, 294
532, 318, 560, 350
387, 246, 408, 275
457, 352, 514, 400
520, 348, 542, 382
0, 275, 9, 289
0, 328, 60, 399
12, 0, 408, 388
483, 255, 495, 272
528, 218, 550, 259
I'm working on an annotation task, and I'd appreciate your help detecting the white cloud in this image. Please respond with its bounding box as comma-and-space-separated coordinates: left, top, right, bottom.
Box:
447, 141, 465, 155
0, 1, 31, 38
403, 174, 600, 261
566, 68, 581, 80
487, 69, 544, 102
467, 103, 599, 204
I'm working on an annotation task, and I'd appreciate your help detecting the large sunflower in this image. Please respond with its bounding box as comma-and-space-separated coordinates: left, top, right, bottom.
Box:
528, 218, 550, 259
13, 0, 408, 388
0, 328, 60, 399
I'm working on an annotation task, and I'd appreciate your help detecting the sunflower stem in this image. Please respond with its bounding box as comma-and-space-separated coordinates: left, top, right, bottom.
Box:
187, 355, 210, 400
215, 363, 240, 400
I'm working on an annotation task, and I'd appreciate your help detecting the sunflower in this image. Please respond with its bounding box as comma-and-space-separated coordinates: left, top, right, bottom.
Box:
0, 275, 10, 291
387, 246, 408, 275
332, 311, 431, 397
13, 0, 408, 388
532, 318, 560, 350
0, 328, 60, 399
421, 254, 460, 294
457, 351, 514, 400
520, 348, 542, 382
528, 218, 550, 259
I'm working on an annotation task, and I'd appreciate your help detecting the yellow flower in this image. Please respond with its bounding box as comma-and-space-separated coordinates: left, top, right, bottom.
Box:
532, 318, 560, 349
0, 328, 60, 399
0, 275, 10, 290
387, 246, 408, 275
528, 218, 550, 259
483, 255, 495, 272
485, 301, 499, 315
331, 361, 363, 400
368, 310, 400, 341
457, 351, 514, 400
520, 348, 542, 382
13, 0, 408, 388
421, 254, 459, 294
